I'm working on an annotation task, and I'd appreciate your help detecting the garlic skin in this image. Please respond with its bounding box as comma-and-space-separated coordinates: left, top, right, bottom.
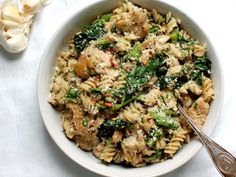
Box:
22, 0, 51, 15
0, 0, 50, 53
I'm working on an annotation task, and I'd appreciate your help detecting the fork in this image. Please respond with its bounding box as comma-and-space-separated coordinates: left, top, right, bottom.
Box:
177, 103, 236, 177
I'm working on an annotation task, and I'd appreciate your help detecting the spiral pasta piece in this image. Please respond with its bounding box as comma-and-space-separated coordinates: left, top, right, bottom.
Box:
164, 129, 189, 157
79, 77, 97, 93
179, 80, 202, 95
202, 76, 214, 103
156, 138, 167, 150
138, 88, 161, 106
119, 102, 144, 123
113, 72, 126, 90
98, 70, 119, 92
60, 111, 76, 139
80, 94, 98, 115
113, 150, 125, 164
112, 130, 123, 144
100, 143, 117, 163
93, 142, 106, 159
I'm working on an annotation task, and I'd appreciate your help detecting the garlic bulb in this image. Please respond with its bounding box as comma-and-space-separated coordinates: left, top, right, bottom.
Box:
0, 0, 50, 53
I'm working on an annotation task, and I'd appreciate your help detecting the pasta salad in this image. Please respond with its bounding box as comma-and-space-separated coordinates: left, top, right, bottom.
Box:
48, 1, 214, 167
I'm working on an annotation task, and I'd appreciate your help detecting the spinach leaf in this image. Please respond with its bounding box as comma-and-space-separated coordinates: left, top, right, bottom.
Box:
156, 76, 171, 90
191, 55, 211, 84
194, 56, 211, 73
74, 13, 112, 53
125, 54, 165, 96
97, 119, 130, 140
125, 62, 154, 95
190, 70, 202, 85
107, 54, 166, 111
178, 35, 195, 45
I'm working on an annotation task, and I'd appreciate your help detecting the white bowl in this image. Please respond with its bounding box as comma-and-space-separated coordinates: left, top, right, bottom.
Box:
37, 0, 224, 176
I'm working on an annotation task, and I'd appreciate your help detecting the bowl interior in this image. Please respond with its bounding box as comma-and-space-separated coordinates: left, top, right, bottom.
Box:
37, 0, 223, 177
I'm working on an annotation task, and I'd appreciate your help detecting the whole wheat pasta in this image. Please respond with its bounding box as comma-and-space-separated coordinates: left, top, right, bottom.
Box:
48, 1, 214, 167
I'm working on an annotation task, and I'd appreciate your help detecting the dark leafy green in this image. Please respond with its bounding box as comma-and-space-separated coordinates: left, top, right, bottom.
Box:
97, 119, 131, 140
66, 88, 80, 101
149, 26, 159, 33
125, 54, 165, 96
90, 88, 102, 93
146, 128, 164, 148
145, 150, 162, 161
191, 55, 211, 84
178, 35, 195, 45
157, 64, 190, 90
194, 56, 211, 73
190, 70, 202, 85
157, 76, 167, 90
100, 13, 112, 22
106, 54, 166, 111
74, 13, 112, 53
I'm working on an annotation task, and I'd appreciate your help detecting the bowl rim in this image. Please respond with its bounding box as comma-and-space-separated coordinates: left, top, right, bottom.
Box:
37, 0, 224, 176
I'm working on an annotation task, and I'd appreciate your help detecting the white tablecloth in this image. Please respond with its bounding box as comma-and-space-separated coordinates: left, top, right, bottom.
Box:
0, 0, 235, 177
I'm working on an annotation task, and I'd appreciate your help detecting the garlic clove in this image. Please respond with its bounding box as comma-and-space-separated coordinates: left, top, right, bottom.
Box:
5, 27, 25, 38
1, 3, 22, 23
5, 34, 28, 53
1, 19, 21, 30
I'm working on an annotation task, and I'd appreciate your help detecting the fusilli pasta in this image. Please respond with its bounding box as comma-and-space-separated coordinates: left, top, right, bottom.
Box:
48, 1, 214, 167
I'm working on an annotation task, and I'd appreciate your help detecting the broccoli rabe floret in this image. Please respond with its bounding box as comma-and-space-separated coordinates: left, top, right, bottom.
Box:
123, 42, 142, 61
95, 38, 115, 50
170, 29, 179, 43
164, 109, 179, 116
145, 150, 162, 161
149, 111, 179, 130
149, 26, 159, 33
146, 128, 164, 148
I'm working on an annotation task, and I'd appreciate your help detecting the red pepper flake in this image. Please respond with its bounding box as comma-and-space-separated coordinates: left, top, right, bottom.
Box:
108, 48, 115, 54
105, 102, 112, 107
110, 57, 118, 68
94, 75, 100, 80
